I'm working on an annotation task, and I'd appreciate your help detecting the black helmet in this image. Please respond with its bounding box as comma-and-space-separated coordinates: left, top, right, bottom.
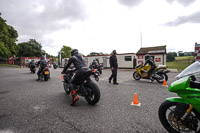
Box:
71, 49, 78, 56
145, 54, 150, 60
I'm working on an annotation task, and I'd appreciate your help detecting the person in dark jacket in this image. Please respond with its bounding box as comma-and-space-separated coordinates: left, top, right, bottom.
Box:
143, 54, 156, 82
109, 50, 119, 85
36, 56, 47, 81
61, 49, 88, 106
29, 60, 36, 68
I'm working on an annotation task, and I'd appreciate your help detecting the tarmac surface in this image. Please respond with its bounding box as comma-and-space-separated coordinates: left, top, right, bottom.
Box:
0, 67, 178, 133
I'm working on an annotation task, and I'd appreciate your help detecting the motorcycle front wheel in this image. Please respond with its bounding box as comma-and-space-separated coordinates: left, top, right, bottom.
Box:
63, 82, 70, 94
85, 81, 100, 105
133, 71, 141, 80
158, 100, 200, 133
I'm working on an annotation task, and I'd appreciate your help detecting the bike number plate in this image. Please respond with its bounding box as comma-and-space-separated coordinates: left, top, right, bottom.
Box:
44, 71, 49, 74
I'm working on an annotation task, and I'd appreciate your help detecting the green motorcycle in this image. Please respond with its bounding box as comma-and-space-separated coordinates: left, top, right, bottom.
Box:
158, 61, 200, 133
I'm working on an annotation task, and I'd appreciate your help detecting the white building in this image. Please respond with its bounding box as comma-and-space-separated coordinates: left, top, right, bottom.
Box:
61, 45, 167, 68
84, 53, 137, 69
136, 45, 167, 66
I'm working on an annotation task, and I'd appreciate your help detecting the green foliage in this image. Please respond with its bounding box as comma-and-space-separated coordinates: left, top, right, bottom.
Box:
166, 56, 194, 71
0, 14, 18, 57
0, 42, 11, 57
17, 39, 45, 57
167, 52, 175, 62
88, 52, 105, 56
60, 45, 71, 58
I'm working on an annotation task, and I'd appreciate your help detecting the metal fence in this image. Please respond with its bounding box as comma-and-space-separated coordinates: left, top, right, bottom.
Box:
0, 57, 8, 64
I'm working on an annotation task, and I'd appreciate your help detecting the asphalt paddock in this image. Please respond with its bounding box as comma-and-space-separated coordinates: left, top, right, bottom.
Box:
0, 67, 178, 133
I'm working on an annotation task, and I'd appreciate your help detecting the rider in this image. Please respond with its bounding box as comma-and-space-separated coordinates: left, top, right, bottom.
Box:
92, 59, 98, 66
29, 60, 36, 68
61, 49, 88, 106
36, 55, 47, 81
143, 54, 156, 82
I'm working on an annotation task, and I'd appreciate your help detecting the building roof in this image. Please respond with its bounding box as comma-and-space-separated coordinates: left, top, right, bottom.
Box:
136, 45, 166, 55
84, 53, 136, 57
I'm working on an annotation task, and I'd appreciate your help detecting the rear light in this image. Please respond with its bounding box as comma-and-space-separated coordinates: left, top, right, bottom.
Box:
92, 69, 97, 72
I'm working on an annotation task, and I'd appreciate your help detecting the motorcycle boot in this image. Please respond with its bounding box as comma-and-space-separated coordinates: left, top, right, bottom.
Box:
70, 90, 79, 106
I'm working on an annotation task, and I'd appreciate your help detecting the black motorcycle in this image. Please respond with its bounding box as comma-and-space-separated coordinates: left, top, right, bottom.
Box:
89, 63, 102, 75
40, 67, 50, 81
30, 65, 36, 74
53, 63, 57, 69
62, 67, 100, 105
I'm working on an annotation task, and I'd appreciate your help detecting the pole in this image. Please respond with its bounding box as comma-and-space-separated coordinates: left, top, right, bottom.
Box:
140, 30, 142, 48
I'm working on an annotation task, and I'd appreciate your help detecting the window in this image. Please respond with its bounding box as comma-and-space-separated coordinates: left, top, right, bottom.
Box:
125, 56, 132, 61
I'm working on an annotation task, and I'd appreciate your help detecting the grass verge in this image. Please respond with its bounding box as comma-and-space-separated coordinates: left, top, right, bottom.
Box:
0, 64, 20, 68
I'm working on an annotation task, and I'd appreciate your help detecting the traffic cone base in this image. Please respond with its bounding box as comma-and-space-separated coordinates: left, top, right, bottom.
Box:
131, 102, 141, 106
131, 93, 141, 106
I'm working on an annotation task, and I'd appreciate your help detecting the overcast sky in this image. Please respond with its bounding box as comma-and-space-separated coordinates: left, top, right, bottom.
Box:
1, 0, 200, 56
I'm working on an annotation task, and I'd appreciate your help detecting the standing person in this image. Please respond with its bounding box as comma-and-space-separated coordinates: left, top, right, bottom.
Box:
109, 50, 119, 85
61, 49, 89, 106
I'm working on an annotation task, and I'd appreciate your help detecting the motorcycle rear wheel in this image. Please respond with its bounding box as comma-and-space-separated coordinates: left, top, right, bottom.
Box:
158, 100, 200, 133
133, 71, 141, 80
44, 74, 49, 81
155, 72, 168, 83
85, 81, 100, 105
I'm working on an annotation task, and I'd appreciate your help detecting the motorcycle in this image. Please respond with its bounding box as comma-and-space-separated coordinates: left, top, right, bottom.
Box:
62, 67, 100, 105
133, 64, 170, 83
89, 63, 103, 75
30, 65, 36, 74
158, 61, 200, 133
39, 67, 50, 81
53, 63, 57, 69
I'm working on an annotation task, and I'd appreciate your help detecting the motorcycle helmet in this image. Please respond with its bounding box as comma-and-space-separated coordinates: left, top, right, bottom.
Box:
71, 49, 78, 56
145, 54, 150, 60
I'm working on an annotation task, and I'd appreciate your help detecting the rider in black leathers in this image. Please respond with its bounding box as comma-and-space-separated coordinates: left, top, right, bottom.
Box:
29, 60, 36, 68
36, 56, 47, 81
143, 54, 156, 82
61, 49, 88, 106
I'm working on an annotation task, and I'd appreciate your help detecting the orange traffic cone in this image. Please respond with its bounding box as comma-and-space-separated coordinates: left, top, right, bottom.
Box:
162, 80, 168, 87
131, 93, 141, 106
61, 75, 63, 80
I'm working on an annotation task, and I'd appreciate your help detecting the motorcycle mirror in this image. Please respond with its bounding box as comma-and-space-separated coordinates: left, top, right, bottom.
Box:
190, 75, 196, 81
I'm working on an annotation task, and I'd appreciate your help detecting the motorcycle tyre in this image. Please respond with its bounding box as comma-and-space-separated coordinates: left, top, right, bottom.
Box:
44, 74, 49, 81
158, 100, 200, 133
85, 81, 100, 105
155, 72, 168, 83
133, 71, 141, 80
63, 82, 70, 94
99, 69, 102, 74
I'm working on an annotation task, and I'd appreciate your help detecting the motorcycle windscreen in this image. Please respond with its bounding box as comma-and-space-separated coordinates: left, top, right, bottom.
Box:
176, 61, 200, 80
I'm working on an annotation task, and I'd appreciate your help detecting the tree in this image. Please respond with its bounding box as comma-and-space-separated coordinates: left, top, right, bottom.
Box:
17, 39, 45, 57
60, 45, 71, 58
88, 52, 105, 56
167, 52, 175, 62
0, 14, 18, 57
0, 42, 11, 58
